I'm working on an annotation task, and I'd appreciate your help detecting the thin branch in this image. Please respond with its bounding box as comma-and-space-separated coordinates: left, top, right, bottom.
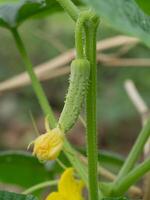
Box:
97, 35, 138, 51
112, 43, 138, 57
124, 80, 150, 155
0, 35, 138, 93
99, 56, 150, 67
124, 80, 149, 117
2, 56, 150, 94
124, 80, 150, 200
42, 66, 70, 81
22, 180, 58, 195
0, 66, 71, 93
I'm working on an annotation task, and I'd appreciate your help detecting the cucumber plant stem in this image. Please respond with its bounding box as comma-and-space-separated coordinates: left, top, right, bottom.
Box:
11, 28, 57, 128
22, 180, 58, 195
113, 118, 150, 187
56, 0, 79, 21
75, 14, 85, 59
113, 158, 150, 196
75, 11, 95, 59
85, 19, 100, 200
56, 0, 101, 198
11, 28, 88, 185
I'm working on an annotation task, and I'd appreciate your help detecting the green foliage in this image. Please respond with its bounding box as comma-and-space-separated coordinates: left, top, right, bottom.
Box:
0, 151, 51, 188
0, 0, 81, 29
0, 0, 149, 198
135, 0, 150, 16
0, 0, 48, 28
0, 191, 37, 200
99, 151, 124, 174
82, 0, 150, 47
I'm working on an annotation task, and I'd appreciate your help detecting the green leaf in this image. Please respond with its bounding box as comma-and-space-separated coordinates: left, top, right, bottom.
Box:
0, 0, 60, 28
135, 0, 150, 16
99, 151, 124, 174
82, 0, 150, 47
0, 151, 51, 188
0, 0, 81, 29
0, 190, 38, 200
0, 0, 46, 28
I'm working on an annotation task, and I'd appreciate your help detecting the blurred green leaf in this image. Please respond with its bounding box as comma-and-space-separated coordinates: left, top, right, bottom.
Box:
99, 151, 124, 174
0, 0, 45, 28
0, 191, 38, 200
0, 151, 51, 188
135, 0, 150, 16
79, 148, 124, 174
82, 0, 150, 47
0, 0, 81, 29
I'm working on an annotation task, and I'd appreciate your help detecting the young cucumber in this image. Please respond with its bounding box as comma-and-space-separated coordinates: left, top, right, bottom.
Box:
58, 59, 90, 133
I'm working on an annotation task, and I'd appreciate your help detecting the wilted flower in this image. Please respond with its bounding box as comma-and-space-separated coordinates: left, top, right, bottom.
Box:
32, 127, 64, 161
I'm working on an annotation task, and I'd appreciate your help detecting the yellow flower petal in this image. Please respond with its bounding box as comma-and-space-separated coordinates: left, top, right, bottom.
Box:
45, 192, 65, 200
58, 168, 85, 200
32, 128, 64, 161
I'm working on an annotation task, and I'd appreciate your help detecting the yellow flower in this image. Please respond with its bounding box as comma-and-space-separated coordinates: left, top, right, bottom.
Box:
46, 168, 85, 200
32, 127, 64, 161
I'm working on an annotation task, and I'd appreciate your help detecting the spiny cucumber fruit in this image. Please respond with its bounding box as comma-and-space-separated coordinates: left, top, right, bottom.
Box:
58, 59, 90, 133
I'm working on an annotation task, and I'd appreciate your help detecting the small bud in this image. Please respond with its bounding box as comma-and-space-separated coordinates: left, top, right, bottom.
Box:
32, 128, 64, 161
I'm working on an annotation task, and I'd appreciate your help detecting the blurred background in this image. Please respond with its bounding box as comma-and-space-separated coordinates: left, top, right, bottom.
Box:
0, 9, 149, 199
0, 12, 149, 159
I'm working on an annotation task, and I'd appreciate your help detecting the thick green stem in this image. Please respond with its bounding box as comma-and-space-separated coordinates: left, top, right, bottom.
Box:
11, 28, 57, 128
114, 118, 150, 187
112, 159, 150, 196
11, 28, 88, 186
55, 2, 101, 197
85, 18, 100, 200
56, 0, 79, 21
